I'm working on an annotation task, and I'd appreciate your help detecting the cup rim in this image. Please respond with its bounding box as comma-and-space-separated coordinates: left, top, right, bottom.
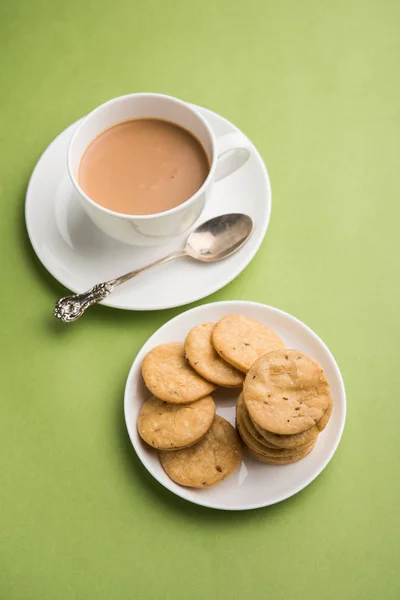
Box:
67, 92, 217, 221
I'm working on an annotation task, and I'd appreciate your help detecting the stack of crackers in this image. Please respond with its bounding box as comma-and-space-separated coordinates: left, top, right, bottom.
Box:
137, 314, 332, 488
237, 349, 333, 464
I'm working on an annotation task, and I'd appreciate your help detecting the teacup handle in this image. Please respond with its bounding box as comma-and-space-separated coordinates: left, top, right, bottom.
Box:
214, 132, 252, 182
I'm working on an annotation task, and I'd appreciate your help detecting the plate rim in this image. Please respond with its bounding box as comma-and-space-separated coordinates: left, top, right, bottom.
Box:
124, 300, 347, 511
25, 104, 272, 311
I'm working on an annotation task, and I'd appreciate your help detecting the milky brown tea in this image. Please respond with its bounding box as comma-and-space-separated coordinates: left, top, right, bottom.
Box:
78, 118, 210, 215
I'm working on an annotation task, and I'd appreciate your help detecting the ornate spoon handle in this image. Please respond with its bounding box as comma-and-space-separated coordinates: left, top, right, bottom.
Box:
54, 249, 186, 322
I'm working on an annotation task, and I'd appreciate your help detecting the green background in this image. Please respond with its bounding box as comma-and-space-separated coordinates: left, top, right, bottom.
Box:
1, 0, 399, 598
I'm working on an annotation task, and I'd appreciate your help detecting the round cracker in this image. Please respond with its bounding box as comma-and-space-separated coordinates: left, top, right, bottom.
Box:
160, 415, 242, 488
212, 314, 285, 373
137, 395, 216, 450
142, 342, 216, 404
185, 322, 244, 387
247, 440, 316, 465
236, 395, 313, 458
244, 349, 331, 435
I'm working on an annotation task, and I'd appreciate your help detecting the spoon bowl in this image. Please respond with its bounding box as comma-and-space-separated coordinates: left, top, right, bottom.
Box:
185, 213, 254, 262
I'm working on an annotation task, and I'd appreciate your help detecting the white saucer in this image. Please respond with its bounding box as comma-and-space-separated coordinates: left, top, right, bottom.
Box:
25, 106, 271, 311
124, 301, 346, 511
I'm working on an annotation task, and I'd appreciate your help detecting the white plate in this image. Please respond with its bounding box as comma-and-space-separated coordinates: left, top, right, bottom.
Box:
124, 301, 346, 511
25, 106, 271, 311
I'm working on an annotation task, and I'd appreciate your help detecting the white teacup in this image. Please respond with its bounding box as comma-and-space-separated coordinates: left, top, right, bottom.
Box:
68, 93, 251, 246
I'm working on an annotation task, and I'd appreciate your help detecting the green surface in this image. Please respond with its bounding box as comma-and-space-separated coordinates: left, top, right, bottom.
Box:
1, 0, 399, 598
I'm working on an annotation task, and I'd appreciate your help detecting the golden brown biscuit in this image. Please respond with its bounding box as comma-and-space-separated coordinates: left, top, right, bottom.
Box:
159, 415, 242, 488
137, 395, 215, 450
142, 342, 216, 404
244, 349, 331, 435
185, 322, 244, 387
212, 314, 285, 373
247, 440, 316, 464
236, 394, 313, 458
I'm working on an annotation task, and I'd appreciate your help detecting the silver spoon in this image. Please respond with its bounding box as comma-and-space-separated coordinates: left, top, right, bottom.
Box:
54, 213, 253, 322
